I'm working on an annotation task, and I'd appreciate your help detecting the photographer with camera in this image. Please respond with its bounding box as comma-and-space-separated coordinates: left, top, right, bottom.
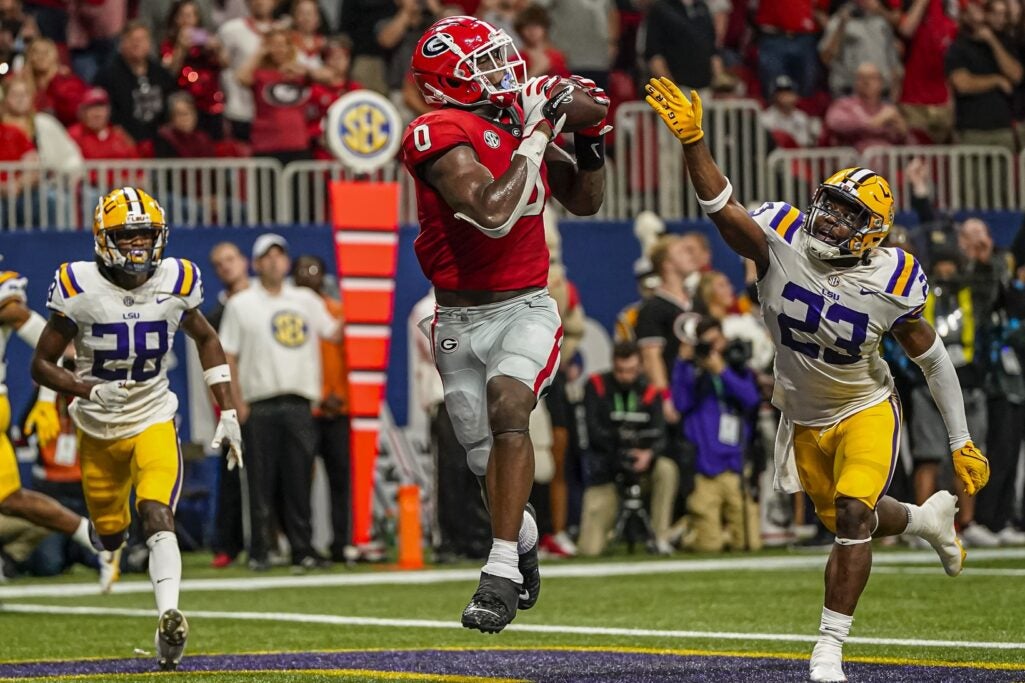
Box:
671, 316, 762, 552
578, 342, 679, 556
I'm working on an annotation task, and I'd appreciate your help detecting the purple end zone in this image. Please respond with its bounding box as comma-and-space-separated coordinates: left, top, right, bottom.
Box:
0, 649, 1020, 682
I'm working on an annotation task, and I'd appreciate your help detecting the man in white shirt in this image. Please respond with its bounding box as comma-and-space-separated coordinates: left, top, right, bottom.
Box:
219, 233, 341, 571
759, 75, 822, 148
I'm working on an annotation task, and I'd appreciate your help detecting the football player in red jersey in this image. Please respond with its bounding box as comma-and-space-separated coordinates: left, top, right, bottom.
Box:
402, 15, 609, 633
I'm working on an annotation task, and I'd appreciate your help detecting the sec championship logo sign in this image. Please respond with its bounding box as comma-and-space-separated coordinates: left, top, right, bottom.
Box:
326, 90, 403, 174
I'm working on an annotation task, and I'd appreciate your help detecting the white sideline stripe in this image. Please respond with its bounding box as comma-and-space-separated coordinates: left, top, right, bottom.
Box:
3, 603, 1024, 652
1, 548, 1022, 600
874, 566, 1025, 577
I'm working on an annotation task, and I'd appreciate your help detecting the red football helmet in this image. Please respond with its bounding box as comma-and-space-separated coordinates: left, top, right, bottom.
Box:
411, 16, 525, 109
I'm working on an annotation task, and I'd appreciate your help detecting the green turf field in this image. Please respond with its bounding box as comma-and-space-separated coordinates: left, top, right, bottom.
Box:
1, 546, 1023, 681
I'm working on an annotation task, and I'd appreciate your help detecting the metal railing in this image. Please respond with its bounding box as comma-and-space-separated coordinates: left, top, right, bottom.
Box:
0, 158, 281, 230
861, 145, 1015, 212
612, 99, 767, 219
765, 147, 860, 211
0, 101, 1022, 231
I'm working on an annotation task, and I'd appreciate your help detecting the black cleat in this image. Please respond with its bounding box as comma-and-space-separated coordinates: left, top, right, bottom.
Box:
518, 504, 540, 610
461, 572, 520, 634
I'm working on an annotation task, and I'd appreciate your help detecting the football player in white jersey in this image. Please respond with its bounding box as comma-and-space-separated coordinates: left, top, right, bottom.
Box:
645, 80, 991, 682
30, 187, 244, 672
0, 271, 118, 591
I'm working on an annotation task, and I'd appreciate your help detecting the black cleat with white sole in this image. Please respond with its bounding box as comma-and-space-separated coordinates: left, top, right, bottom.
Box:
461, 572, 520, 634
518, 503, 540, 610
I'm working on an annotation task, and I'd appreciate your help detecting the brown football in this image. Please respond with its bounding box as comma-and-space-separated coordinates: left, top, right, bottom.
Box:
548, 78, 608, 133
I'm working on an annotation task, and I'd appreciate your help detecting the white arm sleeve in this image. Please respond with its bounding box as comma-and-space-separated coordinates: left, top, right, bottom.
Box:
909, 333, 972, 451
453, 130, 547, 239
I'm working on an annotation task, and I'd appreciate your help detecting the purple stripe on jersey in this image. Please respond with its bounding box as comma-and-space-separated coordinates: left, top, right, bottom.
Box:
173, 259, 186, 295
783, 212, 804, 243
899, 260, 920, 297
881, 395, 902, 499
893, 304, 925, 327
57, 274, 70, 299
66, 263, 83, 294
886, 250, 906, 294
768, 204, 792, 229
170, 427, 183, 511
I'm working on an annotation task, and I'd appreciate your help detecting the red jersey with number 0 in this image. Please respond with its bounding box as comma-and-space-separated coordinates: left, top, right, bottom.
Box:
400, 107, 550, 292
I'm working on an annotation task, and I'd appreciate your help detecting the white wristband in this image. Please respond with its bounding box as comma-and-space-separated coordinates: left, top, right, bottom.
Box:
16, 311, 47, 347
512, 130, 549, 170
203, 364, 232, 386
37, 386, 57, 402
697, 178, 733, 214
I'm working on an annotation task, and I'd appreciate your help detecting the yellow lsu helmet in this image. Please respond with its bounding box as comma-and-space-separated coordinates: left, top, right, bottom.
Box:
805, 167, 894, 262
93, 187, 168, 274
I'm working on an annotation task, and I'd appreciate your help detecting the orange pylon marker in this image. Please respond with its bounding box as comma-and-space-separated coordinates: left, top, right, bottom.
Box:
397, 484, 424, 570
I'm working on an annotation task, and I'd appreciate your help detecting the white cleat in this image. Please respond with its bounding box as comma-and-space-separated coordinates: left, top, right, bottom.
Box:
808, 643, 847, 682
916, 491, 966, 577
98, 548, 121, 594
155, 608, 189, 671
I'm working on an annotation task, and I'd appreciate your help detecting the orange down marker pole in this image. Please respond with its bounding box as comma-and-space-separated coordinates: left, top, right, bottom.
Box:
329, 181, 399, 546
397, 484, 424, 569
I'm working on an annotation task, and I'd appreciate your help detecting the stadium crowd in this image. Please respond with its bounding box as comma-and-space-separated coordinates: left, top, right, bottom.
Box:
2, 0, 1025, 579
0, 0, 1024, 169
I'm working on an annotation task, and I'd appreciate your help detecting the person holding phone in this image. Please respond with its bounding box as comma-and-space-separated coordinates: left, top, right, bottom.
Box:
161, 0, 226, 140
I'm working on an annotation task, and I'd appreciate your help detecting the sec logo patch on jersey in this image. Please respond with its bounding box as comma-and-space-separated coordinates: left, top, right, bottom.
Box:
272, 311, 309, 348
483, 130, 500, 149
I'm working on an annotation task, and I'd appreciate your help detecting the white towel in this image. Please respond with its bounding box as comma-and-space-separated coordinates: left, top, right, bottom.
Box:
772, 416, 803, 494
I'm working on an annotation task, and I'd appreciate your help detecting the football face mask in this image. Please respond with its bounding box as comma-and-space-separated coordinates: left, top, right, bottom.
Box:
804, 168, 892, 262
93, 187, 168, 275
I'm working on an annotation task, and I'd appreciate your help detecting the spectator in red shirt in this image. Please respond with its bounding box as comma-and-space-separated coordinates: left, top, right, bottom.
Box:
0, 119, 43, 228
161, 0, 227, 140
825, 61, 909, 150
236, 27, 327, 163
514, 5, 570, 79
155, 91, 216, 158
308, 37, 362, 159
896, 0, 958, 143
755, 0, 830, 97
23, 37, 87, 127
68, 87, 145, 222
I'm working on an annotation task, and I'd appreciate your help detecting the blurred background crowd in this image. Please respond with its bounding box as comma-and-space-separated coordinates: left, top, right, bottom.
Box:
1, 0, 1024, 169
3, 0, 1025, 580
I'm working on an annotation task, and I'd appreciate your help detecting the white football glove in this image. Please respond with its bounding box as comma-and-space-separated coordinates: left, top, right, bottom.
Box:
519, 75, 568, 138
211, 409, 244, 470
88, 380, 135, 412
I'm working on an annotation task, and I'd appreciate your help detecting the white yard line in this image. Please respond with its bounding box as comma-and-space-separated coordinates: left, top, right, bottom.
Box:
874, 566, 1025, 577
2, 603, 1023, 651
1, 548, 1022, 600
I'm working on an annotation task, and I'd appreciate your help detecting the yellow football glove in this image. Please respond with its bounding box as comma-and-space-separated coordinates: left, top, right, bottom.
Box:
953, 441, 990, 496
644, 77, 704, 144
25, 398, 59, 447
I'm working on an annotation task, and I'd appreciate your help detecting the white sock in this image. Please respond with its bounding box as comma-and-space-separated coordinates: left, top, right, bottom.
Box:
815, 606, 853, 652
518, 511, 538, 554
482, 539, 522, 583
71, 518, 95, 553
146, 531, 182, 616
902, 502, 925, 536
